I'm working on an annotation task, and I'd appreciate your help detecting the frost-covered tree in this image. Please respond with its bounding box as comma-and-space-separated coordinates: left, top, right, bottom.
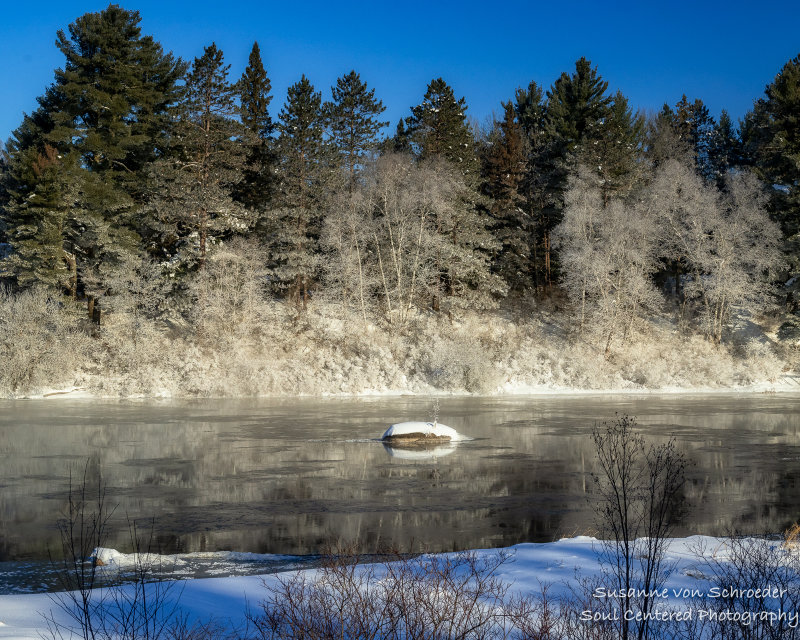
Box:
320, 188, 375, 323
189, 238, 269, 341
554, 167, 662, 353
322, 155, 502, 327
646, 160, 783, 342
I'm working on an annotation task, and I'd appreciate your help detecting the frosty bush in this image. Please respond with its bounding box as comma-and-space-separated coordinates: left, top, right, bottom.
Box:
0, 287, 89, 396
250, 544, 556, 640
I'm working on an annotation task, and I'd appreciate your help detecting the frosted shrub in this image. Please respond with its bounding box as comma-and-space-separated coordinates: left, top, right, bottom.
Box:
189, 239, 271, 342
0, 288, 89, 396
742, 339, 783, 384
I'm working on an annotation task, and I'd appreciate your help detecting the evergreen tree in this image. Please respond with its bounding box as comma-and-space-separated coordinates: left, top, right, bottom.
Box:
545, 58, 613, 157
481, 102, 530, 293
2, 143, 82, 294
744, 54, 800, 243
514, 81, 551, 292
236, 41, 275, 213
655, 95, 715, 178
144, 43, 249, 270
707, 110, 742, 188
406, 78, 479, 177
382, 119, 412, 154
273, 75, 328, 305
577, 91, 645, 203
2, 6, 184, 320
324, 71, 388, 189
538, 57, 614, 289
51, 5, 185, 200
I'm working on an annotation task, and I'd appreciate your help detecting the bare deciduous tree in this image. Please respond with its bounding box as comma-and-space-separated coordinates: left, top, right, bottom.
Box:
321, 154, 501, 330
554, 167, 662, 355
591, 415, 686, 640
647, 161, 783, 343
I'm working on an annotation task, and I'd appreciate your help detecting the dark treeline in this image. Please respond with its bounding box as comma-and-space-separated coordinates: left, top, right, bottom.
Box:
0, 5, 798, 368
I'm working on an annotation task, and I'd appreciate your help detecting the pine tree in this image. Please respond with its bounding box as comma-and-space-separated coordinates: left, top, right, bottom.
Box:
51, 5, 185, 200
577, 91, 645, 203
514, 81, 551, 292
545, 58, 613, 158
744, 54, 800, 243
2, 6, 184, 320
707, 110, 742, 188
654, 95, 715, 178
273, 75, 329, 306
324, 71, 388, 189
538, 57, 614, 289
406, 78, 479, 178
481, 102, 530, 293
144, 43, 249, 270
382, 119, 412, 154
2, 144, 81, 294
236, 41, 275, 213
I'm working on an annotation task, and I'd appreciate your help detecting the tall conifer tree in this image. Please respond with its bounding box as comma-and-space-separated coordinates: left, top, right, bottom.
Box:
482, 102, 530, 293
144, 43, 249, 270
744, 54, 800, 244
2, 6, 184, 319
273, 75, 328, 305
707, 110, 742, 188
538, 57, 614, 288
236, 41, 275, 212
324, 71, 388, 189
514, 81, 552, 292
577, 91, 645, 202
406, 78, 479, 178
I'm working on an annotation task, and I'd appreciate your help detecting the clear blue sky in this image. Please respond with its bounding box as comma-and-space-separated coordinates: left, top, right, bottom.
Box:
1, 0, 798, 144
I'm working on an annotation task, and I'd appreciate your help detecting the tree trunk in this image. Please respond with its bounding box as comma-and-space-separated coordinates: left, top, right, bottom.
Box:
87, 296, 101, 325
62, 251, 77, 300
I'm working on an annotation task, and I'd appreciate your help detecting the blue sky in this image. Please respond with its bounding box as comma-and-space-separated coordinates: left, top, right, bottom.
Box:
1, 0, 798, 143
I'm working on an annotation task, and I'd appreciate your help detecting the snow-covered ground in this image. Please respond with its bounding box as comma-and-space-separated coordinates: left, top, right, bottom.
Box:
0, 535, 793, 639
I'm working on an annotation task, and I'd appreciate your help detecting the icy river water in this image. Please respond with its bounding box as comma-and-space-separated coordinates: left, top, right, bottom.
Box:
1, 393, 799, 592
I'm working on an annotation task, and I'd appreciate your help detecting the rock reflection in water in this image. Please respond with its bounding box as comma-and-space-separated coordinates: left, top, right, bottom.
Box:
382, 442, 457, 459
0, 394, 799, 564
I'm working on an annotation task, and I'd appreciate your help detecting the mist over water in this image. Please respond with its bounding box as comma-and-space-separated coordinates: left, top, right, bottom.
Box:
1, 394, 799, 591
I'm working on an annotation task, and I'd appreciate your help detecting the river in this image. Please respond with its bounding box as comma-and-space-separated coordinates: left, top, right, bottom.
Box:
1, 394, 799, 592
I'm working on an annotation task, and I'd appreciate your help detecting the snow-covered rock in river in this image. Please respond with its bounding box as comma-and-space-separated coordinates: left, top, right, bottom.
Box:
380, 421, 464, 445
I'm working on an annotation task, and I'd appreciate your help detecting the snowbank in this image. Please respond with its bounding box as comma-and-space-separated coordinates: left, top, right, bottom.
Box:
0, 535, 791, 638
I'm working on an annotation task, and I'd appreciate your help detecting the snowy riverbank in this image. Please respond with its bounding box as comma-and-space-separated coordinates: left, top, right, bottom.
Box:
1, 535, 797, 639
3, 296, 798, 400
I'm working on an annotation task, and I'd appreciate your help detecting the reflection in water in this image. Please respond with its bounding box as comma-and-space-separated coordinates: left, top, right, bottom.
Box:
382, 442, 458, 459
0, 394, 799, 570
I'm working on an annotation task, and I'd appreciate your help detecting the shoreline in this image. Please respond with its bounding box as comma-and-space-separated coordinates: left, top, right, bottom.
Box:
12, 379, 800, 401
